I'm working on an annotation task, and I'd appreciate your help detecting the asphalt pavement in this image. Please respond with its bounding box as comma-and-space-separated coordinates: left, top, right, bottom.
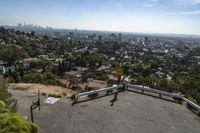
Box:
10, 89, 200, 133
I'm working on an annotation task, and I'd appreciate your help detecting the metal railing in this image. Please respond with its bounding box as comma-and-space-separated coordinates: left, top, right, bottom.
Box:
127, 84, 200, 115
127, 84, 183, 99
184, 98, 200, 115
74, 83, 200, 116
75, 85, 124, 101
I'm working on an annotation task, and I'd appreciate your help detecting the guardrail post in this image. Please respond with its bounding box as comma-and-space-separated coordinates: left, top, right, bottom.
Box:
126, 85, 128, 91
123, 83, 127, 91
159, 93, 162, 98
30, 105, 34, 123
38, 90, 40, 111
75, 94, 78, 102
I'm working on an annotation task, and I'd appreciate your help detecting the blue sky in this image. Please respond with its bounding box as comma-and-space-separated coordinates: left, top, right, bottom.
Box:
0, 0, 200, 35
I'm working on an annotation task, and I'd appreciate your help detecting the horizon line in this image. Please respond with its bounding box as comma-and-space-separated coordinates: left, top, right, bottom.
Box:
1, 23, 200, 37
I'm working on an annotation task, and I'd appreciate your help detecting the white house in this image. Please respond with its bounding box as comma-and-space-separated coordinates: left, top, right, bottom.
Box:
0, 61, 15, 74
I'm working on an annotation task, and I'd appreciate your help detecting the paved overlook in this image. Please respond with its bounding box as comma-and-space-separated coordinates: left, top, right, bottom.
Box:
10, 89, 200, 133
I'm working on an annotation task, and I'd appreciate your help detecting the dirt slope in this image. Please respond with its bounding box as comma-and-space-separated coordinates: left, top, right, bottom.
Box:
9, 83, 76, 98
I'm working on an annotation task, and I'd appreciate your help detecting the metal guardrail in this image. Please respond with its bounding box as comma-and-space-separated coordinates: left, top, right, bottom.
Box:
75, 84, 183, 102
127, 84, 183, 99
75, 85, 124, 101
127, 84, 200, 115
74, 83, 200, 116
184, 98, 200, 115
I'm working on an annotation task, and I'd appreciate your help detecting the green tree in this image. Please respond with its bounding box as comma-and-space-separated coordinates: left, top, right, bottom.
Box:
0, 46, 28, 65
22, 72, 60, 86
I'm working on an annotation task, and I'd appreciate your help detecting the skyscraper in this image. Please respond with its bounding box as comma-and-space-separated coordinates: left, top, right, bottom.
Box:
119, 33, 122, 42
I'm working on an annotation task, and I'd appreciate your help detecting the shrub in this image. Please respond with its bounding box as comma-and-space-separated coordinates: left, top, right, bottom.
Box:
107, 80, 116, 87
93, 71, 108, 81
0, 80, 18, 112
22, 72, 61, 86
0, 101, 38, 133
106, 90, 113, 95
70, 93, 76, 100
41, 92, 46, 96
48, 94, 62, 98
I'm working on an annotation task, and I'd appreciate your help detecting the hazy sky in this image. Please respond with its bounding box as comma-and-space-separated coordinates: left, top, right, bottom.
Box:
0, 0, 200, 35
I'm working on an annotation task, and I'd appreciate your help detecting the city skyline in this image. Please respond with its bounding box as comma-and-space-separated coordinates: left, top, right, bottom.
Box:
0, 0, 200, 35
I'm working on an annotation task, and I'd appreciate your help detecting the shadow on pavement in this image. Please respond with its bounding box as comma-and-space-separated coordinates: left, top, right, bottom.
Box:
110, 92, 118, 106
71, 92, 122, 106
